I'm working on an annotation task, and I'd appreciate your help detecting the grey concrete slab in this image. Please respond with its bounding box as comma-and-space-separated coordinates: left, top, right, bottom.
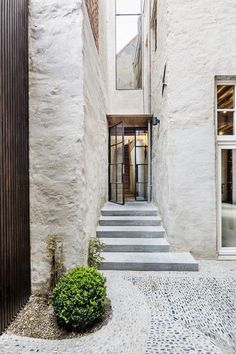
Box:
96, 225, 165, 238
101, 237, 170, 252
100, 252, 199, 271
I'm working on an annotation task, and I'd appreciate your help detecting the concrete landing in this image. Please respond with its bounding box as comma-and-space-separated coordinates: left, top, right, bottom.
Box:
100, 252, 198, 271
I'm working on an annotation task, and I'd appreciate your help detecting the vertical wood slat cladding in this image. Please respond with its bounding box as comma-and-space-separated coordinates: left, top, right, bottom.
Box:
0, 0, 30, 333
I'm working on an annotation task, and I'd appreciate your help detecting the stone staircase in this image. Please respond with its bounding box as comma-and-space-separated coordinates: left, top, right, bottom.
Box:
97, 202, 198, 271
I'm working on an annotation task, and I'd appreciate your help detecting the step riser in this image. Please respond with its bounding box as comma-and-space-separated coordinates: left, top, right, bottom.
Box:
101, 211, 157, 217
100, 263, 198, 271
99, 220, 161, 226
103, 245, 170, 252
97, 231, 165, 238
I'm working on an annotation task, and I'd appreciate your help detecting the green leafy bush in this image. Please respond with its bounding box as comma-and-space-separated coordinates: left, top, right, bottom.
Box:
51, 266, 107, 330
88, 237, 104, 269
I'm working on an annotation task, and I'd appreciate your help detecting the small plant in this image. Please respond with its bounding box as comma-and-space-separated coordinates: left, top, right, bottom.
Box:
47, 235, 64, 292
88, 237, 104, 269
51, 266, 107, 330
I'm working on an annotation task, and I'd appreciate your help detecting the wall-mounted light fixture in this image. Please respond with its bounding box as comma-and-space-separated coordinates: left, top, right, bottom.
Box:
152, 117, 160, 126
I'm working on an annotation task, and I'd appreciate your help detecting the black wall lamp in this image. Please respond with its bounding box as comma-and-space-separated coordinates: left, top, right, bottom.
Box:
152, 117, 160, 126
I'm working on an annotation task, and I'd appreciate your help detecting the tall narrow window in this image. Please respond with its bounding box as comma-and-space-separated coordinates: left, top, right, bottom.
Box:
116, 0, 143, 90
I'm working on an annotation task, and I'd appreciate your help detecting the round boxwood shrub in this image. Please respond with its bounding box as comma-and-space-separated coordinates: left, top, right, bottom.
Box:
51, 266, 107, 330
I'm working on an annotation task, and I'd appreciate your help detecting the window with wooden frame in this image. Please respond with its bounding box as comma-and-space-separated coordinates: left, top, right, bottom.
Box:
217, 83, 235, 136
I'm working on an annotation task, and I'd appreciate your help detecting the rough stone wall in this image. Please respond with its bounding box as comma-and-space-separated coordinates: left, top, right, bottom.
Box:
151, 0, 236, 258
85, 0, 99, 50
82, 1, 108, 251
29, 0, 107, 289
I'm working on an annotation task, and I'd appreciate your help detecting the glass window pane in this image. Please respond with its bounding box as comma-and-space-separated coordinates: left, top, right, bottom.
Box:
221, 149, 236, 247
217, 85, 234, 109
110, 145, 117, 164
136, 146, 148, 164
116, 0, 141, 14
116, 15, 142, 89
137, 165, 148, 183
218, 111, 234, 135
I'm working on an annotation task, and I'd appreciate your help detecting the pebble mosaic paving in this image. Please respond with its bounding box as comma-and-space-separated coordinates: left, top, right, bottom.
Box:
128, 275, 236, 353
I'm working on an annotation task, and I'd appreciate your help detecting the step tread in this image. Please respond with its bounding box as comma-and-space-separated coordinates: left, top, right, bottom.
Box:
97, 225, 165, 232
101, 252, 198, 265
102, 202, 158, 213
100, 216, 161, 221
100, 238, 169, 246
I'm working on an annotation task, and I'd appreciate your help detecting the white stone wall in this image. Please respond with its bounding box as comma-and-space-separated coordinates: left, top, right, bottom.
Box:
29, 0, 107, 289
151, 0, 236, 258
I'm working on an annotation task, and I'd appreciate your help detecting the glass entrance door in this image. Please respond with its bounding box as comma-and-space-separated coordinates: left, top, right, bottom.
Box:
219, 146, 236, 254
109, 122, 124, 205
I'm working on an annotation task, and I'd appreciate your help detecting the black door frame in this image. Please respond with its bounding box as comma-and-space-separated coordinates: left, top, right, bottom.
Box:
108, 125, 149, 204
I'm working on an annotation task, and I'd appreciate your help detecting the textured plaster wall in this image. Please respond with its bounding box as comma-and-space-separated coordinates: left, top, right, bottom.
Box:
151, 0, 236, 258
29, 0, 107, 289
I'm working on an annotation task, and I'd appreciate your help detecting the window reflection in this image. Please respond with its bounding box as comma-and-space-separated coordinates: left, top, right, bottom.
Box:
116, 0, 142, 90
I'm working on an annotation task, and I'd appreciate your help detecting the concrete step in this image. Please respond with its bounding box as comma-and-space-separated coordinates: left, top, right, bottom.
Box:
96, 225, 165, 238
101, 202, 158, 216
100, 252, 198, 271
99, 216, 161, 226
100, 238, 170, 252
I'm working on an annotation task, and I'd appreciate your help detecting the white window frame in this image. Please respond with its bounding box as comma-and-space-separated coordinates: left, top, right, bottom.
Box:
216, 80, 236, 258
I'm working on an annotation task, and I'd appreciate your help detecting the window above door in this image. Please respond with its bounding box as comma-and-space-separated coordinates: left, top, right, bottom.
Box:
216, 80, 236, 139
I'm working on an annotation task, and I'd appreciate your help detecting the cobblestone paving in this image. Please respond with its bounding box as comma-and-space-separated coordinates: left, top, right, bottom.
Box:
1, 261, 236, 354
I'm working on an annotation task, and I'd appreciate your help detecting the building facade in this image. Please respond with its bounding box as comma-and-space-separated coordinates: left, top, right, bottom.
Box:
29, 0, 236, 288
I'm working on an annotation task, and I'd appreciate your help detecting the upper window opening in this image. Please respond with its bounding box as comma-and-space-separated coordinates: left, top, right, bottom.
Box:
116, 0, 143, 90
116, 0, 142, 15
217, 84, 235, 136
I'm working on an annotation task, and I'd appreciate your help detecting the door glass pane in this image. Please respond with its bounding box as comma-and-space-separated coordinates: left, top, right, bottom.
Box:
117, 143, 123, 163
110, 126, 116, 145
117, 163, 123, 183
117, 124, 123, 144
137, 165, 148, 183
136, 183, 148, 201
136, 129, 148, 146
221, 149, 236, 247
110, 145, 117, 164
117, 183, 124, 204
110, 184, 116, 202
136, 146, 148, 164
116, 14, 142, 89
110, 165, 116, 183
217, 85, 235, 109
218, 112, 234, 135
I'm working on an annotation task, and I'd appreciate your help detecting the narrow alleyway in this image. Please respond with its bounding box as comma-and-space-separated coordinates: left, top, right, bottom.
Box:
1, 261, 236, 354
